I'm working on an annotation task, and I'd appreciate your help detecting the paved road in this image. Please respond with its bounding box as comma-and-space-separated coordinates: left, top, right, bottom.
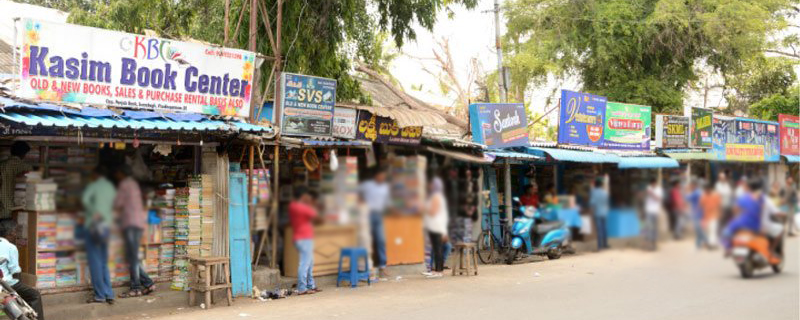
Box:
118, 239, 799, 320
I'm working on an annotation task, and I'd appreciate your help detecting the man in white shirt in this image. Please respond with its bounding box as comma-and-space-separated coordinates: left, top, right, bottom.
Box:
645, 178, 663, 250
0, 219, 44, 320
359, 168, 391, 278
715, 172, 734, 225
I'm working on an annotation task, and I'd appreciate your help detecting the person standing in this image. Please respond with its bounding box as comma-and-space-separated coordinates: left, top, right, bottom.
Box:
0, 142, 33, 219
668, 180, 686, 239
359, 168, 391, 279
289, 187, 320, 294
0, 219, 44, 320
716, 172, 734, 227
781, 176, 798, 236
519, 184, 540, 208
700, 183, 722, 248
81, 166, 116, 304
589, 178, 610, 251
114, 165, 155, 298
644, 178, 663, 251
424, 178, 449, 278
687, 179, 707, 249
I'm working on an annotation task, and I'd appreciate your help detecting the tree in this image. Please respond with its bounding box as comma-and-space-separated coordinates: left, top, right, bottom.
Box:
749, 85, 800, 121
23, 0, 478, 102
503, 0, 798, 114
724, 56, 797, 114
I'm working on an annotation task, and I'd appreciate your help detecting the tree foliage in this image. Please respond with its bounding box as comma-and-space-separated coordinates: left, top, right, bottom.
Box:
504, 0, 798, 113
20, 0, 477, 102
749, 85, 800, 121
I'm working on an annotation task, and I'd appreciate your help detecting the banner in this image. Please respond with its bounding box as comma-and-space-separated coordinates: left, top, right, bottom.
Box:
558, 90, 607, 147
279, 72, 337, 136
17, 18, 255, 117
602, 102, 651, 150
655, 115, 689, 149
712, 115, 735, 160
690, 108, 713, 148
332, 108, 357, 139
469, 103, 529, 148
356, 111, 422, 145
779, 114, 800, 155
726, 144, 765, 162
733, 118, 780, 162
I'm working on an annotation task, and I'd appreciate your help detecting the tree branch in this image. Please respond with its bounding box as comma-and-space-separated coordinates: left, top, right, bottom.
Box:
764, 49, 800, 59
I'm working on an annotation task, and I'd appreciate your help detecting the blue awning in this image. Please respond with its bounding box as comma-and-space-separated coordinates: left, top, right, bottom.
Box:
523, 147, 620, 163
783, 155, 800, 163
617, 157, 680, 169
486, 150, 542, 161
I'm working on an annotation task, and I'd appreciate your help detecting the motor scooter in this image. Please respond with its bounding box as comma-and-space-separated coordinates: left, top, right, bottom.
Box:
0, 258, 37, 320
731, 230, 783, 278
505, 198, 571, 264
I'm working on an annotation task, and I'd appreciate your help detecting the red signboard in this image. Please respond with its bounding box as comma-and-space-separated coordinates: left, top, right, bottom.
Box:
779, 114, 800, 155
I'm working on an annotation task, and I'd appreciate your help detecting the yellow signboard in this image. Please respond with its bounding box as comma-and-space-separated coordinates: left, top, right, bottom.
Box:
725, 144, 765, 162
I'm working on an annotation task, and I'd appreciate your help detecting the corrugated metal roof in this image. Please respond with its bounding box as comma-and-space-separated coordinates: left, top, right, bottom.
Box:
425, 146, 493, 164
783, 155, 800, 163
486, 150, 542, 161
663, 151, 715, 161
617, 157, 679, 169
523, 147, 620, 163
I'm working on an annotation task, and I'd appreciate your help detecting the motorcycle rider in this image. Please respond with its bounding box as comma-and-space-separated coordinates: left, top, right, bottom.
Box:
722, 178, 782, 263
0, 219, 44, 320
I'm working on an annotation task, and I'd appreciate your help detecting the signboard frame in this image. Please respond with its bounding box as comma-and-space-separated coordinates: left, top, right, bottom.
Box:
468, 103, 530, 148
557, 89, 608, 147
278, 72, 337, 137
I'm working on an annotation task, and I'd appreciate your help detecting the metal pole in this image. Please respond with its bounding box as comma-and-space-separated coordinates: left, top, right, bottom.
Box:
270, 0, 284, 269
493, 0, 506, 103
504, 160, 512, 227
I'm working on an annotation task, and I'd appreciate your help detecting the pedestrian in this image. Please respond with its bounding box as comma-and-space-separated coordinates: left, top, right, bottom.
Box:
589, 177, 610, 251
700, 182, 721, 249
359, 167, 391, 279
519, 183, 540, 208
0, 219, 44, 320
688, 179, 707, 250
81, 166, 116, 304
114, 165, 155, 298
424, 177, 449, 278
782, 176, 798, 236
716, 172, 734, 227
644, 178, 663, 251
289, 186, 321, 294
0, 141, 33, 219
668, 179, 686, 239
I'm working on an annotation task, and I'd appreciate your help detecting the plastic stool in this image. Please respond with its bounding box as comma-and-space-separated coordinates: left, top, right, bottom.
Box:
336, 247, 371, 288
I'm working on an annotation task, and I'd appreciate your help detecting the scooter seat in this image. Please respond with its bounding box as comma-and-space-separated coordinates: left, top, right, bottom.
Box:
535, 221, 564, 234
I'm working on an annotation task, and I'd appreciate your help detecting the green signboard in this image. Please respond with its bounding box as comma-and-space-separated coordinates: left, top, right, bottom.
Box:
691, 107, 713, 148
602, 102, 652, 150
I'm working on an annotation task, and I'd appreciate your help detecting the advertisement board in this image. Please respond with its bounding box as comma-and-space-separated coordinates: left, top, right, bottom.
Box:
332, 108, 357, 139
779, 114, 800, 155
17, 18, 256, 117
712, 115, 735, 160
468, 103, 529, 148
557, 90, 607, 147
726, 144, 765, 162
602, 102, 651, 150
732, 118, 780, 162
279, 72, 337, 136
655, 115, 690, 149
355, 111, 422, 145
691, 108, 713, 148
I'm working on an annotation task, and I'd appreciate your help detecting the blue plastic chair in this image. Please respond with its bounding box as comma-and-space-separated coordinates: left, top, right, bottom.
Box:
336, 247, 371, 288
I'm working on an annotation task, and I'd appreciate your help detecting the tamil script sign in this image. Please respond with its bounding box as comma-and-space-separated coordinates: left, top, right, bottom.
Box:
468, 103, 529, 148
602, 102, 651, 150
279, 72, 337, 136
691, 108, 713, 148
18, 18, 256, 117
712, 115, 735, 160
734, 118, 780, 162
332, 108, 357, 139
356, 111, 422, 145
558, 90, 607, 147
779, 114, 800, 155
726, 144, 765, 162
655, 115, 689, 149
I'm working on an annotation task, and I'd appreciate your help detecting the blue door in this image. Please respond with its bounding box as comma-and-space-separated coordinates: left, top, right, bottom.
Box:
229, 172, 252, 296
482, 166, 502, 241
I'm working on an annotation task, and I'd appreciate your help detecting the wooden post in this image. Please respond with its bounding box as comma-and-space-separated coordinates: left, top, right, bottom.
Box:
270, 145, 279, 268
270, 0, 284, 270
504, 160, 512, 227
223, 0, 230, 45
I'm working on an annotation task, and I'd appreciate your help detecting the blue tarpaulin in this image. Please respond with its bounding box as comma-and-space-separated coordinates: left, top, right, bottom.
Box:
617, 157, 679, 169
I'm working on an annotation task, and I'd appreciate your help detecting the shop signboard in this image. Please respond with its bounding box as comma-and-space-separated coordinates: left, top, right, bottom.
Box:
712, 115, 735, 160
332, 108, 358, 139
779, 114, 800, 155
17, 18, 256, 117
734, 118, 780, 162
601, 102, 651, 150
557, 90, 607, 147
690, 108, 713, 148
655, 115, 689, 149
468, 103, 529, 148
355, 111, 423, 145
279, 72, 337, 136
726, 144, 765, 162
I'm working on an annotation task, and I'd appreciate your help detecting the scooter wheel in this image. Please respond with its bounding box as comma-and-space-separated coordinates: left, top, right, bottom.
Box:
547, 247, 562, 260
505, 249, 518, 265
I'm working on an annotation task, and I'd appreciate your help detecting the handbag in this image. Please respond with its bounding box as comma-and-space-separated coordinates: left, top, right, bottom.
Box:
88, 219, 110, 242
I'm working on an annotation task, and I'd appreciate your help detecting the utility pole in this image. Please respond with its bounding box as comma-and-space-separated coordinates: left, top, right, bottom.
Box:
493, 0, 507, 103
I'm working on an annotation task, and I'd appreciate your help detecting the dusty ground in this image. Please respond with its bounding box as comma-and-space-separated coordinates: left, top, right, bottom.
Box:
109, 238, 799, 320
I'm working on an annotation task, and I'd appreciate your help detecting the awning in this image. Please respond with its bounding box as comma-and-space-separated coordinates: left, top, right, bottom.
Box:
617, 157, 680, 169
425, 146, 492, 164
301, 139, 372, 147
523, 147, 620, 163
663, 151, 715, 161
486, 150, 542, 161
783, 155, 800, 163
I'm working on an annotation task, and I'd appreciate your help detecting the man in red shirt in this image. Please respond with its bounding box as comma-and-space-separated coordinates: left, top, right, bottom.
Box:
289, 186, 320, 295
519, 184, 540, 208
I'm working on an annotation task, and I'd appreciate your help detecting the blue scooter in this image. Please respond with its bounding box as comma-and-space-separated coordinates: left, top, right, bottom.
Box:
506, 198, 572, 264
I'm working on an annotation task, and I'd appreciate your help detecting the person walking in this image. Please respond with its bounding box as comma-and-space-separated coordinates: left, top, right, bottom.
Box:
781, 176, 798, 236
716, 172, 734, 226
114, 165, 155, 298
81, 166, 116, 304
688, 179, 707, 249
700, 182, 722, 248
359, 167, 391, 279
289, 186, 320, 294
589, 178, 610, 251
644, 178, 663, 251
424, 178, 449, 278
668, 180, 686, 239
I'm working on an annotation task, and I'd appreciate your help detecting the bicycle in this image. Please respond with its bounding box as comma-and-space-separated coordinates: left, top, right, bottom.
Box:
477, 217, 512, 264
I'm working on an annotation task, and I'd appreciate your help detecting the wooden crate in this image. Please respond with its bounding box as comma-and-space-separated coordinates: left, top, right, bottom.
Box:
283, 224, 357, 277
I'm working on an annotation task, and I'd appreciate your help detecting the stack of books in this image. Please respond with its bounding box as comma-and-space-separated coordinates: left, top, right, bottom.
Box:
159, 243, 174, 280
171, 188, 190, 290
55, 214, 75, 248
55, 252, 77, 287
35, 252, 56, 288
36, 213, 57, 250
200, 175, 214, 257
187, 179, 202, 257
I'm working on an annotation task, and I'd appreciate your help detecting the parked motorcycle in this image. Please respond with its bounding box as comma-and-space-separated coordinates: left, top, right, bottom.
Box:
731, 230, 783, 278
0, 258, 37, 320
505, 198, 572, 264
